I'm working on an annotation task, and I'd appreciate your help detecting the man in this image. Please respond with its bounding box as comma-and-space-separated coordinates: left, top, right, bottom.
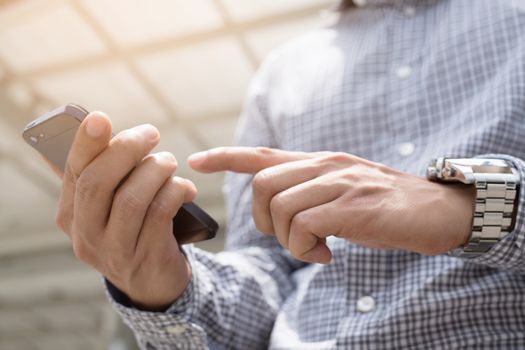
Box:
51, 0, 525, 348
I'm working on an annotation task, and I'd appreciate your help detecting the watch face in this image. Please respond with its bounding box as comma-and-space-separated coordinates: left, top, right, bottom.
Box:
447, 159, 512, 174
472, 164, 513, 174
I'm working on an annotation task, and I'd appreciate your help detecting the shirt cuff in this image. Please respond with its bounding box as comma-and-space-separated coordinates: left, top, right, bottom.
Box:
103, 245, 208, 348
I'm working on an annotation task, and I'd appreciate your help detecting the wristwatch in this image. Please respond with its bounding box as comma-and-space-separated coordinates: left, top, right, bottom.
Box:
427, 158, 520, 257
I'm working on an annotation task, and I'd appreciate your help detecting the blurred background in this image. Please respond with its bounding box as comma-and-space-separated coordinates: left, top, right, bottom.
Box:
0, 0, 337, 349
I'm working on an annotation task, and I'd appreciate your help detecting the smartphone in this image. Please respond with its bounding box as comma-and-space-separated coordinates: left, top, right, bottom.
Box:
22, 103, 218, 244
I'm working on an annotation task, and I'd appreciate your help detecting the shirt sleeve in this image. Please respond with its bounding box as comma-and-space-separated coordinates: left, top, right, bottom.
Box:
452, 153, 525, 274
104, 50, 307, 350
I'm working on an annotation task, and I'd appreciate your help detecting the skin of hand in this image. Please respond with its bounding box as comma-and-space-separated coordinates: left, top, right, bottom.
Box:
50, 112, 197, 311
188, 147, 476, 264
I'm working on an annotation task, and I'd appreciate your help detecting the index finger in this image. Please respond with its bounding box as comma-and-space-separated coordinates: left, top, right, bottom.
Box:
188, 146, 313, 174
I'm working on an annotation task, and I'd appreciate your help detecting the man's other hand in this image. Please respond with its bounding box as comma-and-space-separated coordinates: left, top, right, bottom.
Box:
50, 112, 196, 311
189, 147, 475, 264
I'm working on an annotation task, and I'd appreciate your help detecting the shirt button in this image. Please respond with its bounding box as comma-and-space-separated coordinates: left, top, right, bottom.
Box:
403, 6, 416, 17
353, 0, 367, 7
165, 325, 187, 335
398, 142, 415, 156
396, 65, 413, 79
356, 295, 376, 313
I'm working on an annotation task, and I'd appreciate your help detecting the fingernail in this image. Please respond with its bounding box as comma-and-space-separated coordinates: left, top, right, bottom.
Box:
86, 115, 106, 138
136, 124, 159, 141
188, 151, 207, 164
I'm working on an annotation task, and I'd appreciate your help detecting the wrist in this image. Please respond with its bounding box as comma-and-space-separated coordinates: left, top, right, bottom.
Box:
441, 183, 477, 250
128, 252, 192, 312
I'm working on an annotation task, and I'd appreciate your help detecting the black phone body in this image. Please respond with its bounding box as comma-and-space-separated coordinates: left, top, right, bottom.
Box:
22, 104, 218, 244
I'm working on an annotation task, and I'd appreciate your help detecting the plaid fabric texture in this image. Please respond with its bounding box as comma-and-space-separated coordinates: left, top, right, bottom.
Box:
107, 0, 525, 348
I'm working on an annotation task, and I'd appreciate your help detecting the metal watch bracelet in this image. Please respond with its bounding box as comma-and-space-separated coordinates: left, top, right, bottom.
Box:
456, 173, 519, 257
427, 158, 520, 258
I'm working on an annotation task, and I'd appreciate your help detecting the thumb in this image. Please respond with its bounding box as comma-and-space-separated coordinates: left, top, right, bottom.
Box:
188, 146, 313, 174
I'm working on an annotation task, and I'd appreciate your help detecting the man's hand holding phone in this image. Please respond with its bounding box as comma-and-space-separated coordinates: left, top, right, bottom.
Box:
54, 112, 196, 311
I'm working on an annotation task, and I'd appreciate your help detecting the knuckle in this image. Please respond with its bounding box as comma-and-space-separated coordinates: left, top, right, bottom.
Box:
313, 151, 332, 157
170, 176, 193, 196
113, 130, 147, 161
269, 194, 289, 215
112, 130, 138, 148
177, 176, 198, 199
147, 152, 178, 172
288, 240, 303, 258
338, 169, 360, 184
322, 152, 353, 165
75, 170, 102, 201
114, 188, 147, 216
255, 146, 274, 157
55, 209, 70, 233
63, 162, 79, 184
149, 198, 174, 221
170, 175, 189, 189
252, 171, 271, 196
72, 238, 89, 263
253, 209, 274, 234
170, 176, 185, 186
292, 212, 310, 232
213, 147, 227, 155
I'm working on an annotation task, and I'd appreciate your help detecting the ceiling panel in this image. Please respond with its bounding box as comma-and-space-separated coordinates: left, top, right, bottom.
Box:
32, 102, 56, 118
5, 82, 34, 109
0, 161, 57, 236
137, 37, 253, 119
31, 62, 169, 131
193, 117, 238, 148
221, 0, 336, 22
155, 124, 202, 171
0, 118, 22, 154
0, 2, 106, 73
15, 149, 61, 192
0, 117, 60, 194
0, 0, 49, 27
154, 124, 225, 202
80, 0, 224, 47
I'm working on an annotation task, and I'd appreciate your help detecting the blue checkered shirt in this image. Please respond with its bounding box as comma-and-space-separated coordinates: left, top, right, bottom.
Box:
107, 0, 525, 348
